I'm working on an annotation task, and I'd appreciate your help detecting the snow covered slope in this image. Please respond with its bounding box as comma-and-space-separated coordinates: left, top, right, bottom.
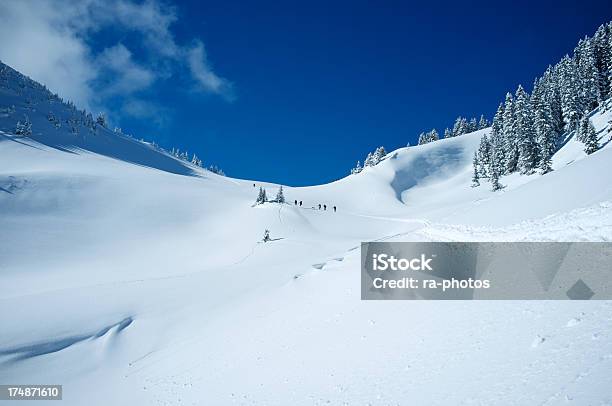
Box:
0, 62, 198, 177
1, 63, 612, 405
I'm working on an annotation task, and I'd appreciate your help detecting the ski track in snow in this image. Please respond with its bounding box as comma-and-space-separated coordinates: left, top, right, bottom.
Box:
420, 201, 612, 242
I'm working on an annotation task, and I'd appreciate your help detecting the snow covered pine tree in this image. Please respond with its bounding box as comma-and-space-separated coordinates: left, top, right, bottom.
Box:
581, 118, 599, 154
15, 114, 32, 136
275, 186, 285, 203
256, 187, 267, 205
471, 152, 480, 187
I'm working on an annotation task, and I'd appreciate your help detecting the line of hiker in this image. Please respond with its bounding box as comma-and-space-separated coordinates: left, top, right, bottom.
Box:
253, 184, 336, 212
292, 200, 336, 212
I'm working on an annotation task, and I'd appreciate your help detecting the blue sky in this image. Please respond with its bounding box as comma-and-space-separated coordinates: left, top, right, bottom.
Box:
1, 0, 611, 185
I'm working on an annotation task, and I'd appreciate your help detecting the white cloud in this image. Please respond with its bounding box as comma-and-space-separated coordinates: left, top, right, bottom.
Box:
0, 0, 233, 120
109, 0, 180, 58
121, 99, 169, 126
0, 1, 97, 110
97, 44, 155, 96
187, 41, 234, 100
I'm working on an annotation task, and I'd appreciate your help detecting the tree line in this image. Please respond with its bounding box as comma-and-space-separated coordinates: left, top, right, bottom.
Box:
473, 21, 612, 190
348, 21, 612, 187
419, 115, 490, 146
1, 61, 225, 176
351, 146, 387, 174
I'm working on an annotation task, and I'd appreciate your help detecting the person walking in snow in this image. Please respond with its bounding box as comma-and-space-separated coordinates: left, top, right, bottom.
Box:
324, 204, 327, 211
318, 204, 321, 210
294, 199, 297, 205
333, 206, 336, 212
299, 201, 302, 206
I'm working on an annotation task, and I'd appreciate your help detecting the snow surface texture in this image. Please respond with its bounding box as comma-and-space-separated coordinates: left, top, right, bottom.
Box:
1, 63, 612, 405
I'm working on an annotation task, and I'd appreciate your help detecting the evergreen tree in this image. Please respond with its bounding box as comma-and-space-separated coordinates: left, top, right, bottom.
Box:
468, 117, 478, 132
532, 83, 556, 174
428, 130, 439, 142
558, 56, 583, 131
502, 92, 518, 174
489, 148, 504, 191
542, 67, 564, 134
372, 146, 387, 164
593, 23, 612, 102
576, 116, 590, 142
418, 130, 438, 145
256, 187, 267, 204
275, 185, 285, 203
351, 160, 362, 174
514, 85, 539, 174
471, 152, 480, 187
364, 152, 375, 167
15, 114, 32, 136
459, 117, 469, 134
582, 119, 599, 154
208, 165, 225, 176
444, 128, 452, 138
476, 135, 492, 178
608, 32, 612, 106
96, 112, 107, 128
85, 112, 95, 130
451, 117, 465, 137
191, 154, 202, 167
478, 115, 489, 129
575, 38, 601, 110
417, 132, 427, 145
491, 103, 504, 137
262, 229, 271, 242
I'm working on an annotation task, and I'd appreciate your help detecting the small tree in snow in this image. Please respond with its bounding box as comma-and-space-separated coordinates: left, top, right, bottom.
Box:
418, 129, 439, 145
191, 153, 202, 167
489, 149, 504, 191
15, 115, 32, 136
469, 117, 478, 132
96, 112, 107, 127
576, 116, 588, 143
262, 229, 271, 242
583, 120, 599, 155
471, 152, 480, 187
372, 146, 387, 164
275, 185, 285, 203
351, 160, 362, 174
478, 115, 489, 129
208, 165, 225, 176
256, 187, 267, 204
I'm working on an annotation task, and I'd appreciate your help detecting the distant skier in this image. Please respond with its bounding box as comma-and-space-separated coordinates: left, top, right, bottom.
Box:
299, 201, 302, 206
294, 199, 298, 205
253, 183, 256, 187
318, 204, 321, 210
324, 204, 327, 211
333, 206, 336, 212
